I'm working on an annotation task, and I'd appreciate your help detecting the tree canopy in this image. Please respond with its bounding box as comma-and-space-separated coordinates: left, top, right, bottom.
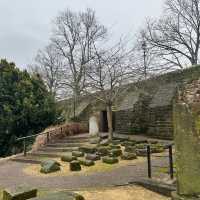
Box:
0, 59, 62, 157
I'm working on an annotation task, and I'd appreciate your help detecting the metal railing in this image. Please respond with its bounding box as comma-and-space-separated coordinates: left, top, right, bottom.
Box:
147, 143, 174, 179
16, 126, 64, 157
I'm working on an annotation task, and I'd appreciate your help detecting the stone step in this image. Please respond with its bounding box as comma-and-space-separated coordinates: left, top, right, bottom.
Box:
11, 157, 42, 164
39, 146, 79, 152
63, 135, 90, 140
28, 151, 65, 158
54, 138, 89, 143
46, 142, 88, 148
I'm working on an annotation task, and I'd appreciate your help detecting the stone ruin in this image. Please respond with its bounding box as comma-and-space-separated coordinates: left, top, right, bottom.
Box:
172, 79, 200, 199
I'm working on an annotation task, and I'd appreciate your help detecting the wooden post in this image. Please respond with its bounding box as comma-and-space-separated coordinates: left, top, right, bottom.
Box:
169, 144, 174, 179
23, 139, 27, 157
147, 145, 152, 178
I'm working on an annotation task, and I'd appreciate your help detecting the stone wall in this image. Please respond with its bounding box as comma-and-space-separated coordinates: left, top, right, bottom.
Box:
173, 79, 200, 198
76, 107, 90, 129
60, 65, 200, 139
115, 109, 134, 134
148, 105, 173, 139
115, 94, 151, 135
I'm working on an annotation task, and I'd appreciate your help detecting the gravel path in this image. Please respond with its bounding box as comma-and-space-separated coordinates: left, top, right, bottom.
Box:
0, 156, 169, 190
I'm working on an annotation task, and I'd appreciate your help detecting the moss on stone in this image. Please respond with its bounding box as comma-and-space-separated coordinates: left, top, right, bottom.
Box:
79, 145, 97, 154
3, 186, 37, 200
102, 156, 119, 164
40, 160, 61, 174
72, 151, 84, 157
97, 147, 110, 156
174, 102, 200, 195
109, 149, 122, 157
78, 158, 95, 167
69, 161, 81, 171
61, 154, 77, 162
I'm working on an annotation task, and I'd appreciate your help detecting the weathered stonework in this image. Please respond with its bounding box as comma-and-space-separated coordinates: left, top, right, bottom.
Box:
148, 106, 173, 139
60, 65, 200, 139
173, 79, 200, 199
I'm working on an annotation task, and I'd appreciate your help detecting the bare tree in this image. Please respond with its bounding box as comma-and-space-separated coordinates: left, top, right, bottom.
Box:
142, 0, 200, 69
86, 41, 133, 140
132, 35, 161, 79
33, 44, 64, 98
51, 8, 107, 114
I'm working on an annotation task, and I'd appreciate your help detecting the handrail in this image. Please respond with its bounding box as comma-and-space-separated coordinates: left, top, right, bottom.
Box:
16, 131, 49, 141
15, 125, 65, 157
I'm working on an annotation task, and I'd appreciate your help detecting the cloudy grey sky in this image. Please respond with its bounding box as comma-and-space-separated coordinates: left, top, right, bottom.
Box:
0, 0, 164, 69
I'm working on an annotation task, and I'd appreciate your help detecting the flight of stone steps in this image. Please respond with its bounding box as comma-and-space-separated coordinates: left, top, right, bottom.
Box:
11, 134, 91, 164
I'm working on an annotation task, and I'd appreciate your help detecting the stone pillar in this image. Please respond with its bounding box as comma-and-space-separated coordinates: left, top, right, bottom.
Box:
172, 80, 200, 200
89, 115, 99, 137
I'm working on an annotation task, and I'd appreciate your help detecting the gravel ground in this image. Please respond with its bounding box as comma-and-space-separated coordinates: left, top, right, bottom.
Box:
0, 155, 169, 190
78, 185, 170, 200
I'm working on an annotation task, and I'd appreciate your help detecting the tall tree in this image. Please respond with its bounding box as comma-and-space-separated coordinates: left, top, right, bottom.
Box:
51, 8, 107, 113
33, 44, 64, 99
142, 0, 200, 69
0, 59, 61, 157
86, 41, 133, 140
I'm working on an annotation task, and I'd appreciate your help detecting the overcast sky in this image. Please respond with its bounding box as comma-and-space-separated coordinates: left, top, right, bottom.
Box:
0, 0, 164, 69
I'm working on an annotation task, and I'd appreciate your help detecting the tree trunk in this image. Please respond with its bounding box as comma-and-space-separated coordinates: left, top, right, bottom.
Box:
107, 105, 113, 141
190, 56, 198, 66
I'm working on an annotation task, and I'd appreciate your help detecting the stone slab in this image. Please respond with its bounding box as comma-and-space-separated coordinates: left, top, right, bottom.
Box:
132, 179, 175, 197
3, 186, 37, 200
31, 191, 84, 200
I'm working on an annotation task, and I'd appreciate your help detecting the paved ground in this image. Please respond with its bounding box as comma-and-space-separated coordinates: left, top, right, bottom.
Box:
0, 155, 169, 190
0, 133, 173, 190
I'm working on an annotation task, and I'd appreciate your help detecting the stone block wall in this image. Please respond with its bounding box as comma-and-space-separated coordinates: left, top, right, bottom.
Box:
115, 109, 134, 134
115, 95, 151, 135
147, 105, 173, 139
